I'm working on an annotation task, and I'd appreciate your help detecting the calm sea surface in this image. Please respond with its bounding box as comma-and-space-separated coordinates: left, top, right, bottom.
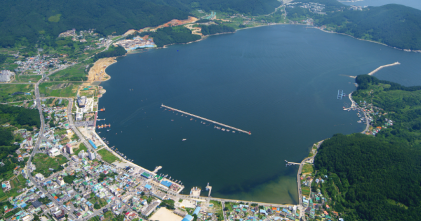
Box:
99, 25, 421, 204
341, 0, 421, 9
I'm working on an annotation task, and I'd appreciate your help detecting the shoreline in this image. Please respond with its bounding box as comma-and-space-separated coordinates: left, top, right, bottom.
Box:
89, 21, 412, 206
309, 27, 421, 53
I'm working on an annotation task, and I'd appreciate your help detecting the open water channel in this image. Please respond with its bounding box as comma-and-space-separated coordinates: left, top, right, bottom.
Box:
98, 25, 421, 204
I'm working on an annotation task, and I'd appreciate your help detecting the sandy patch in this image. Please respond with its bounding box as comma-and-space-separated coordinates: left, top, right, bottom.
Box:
150, 207, 183, 221
87, 57, 117, 84
179, 199, 196, 209
184, 24, 203, 36
124, 29, 137, 36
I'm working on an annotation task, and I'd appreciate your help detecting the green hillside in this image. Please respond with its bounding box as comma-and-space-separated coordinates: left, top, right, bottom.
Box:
0, 0, 282, 48
0, 0, 190, 47
312, 76, 421, 220
288, 1, 421, 50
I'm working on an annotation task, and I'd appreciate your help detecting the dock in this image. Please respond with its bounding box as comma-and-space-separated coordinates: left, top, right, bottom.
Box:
337, 90, 345, 99
285, 160, 301, 166
161, 104, 251, 135
368, 62, 400, 76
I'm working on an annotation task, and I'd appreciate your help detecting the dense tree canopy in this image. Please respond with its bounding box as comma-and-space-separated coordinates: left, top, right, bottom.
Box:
0, 0, 282, 47
0, 0, 190, 47
93, 46, 127, 61
141, 26, 201, 47
200, 24, 235, 35
0, 104, 41, 129
314, 133, 421, 220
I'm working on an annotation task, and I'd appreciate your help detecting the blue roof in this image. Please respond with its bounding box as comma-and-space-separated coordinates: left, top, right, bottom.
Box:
144, 184, 152, 190
193, 207, 201, 215
88, 140, 97, 149
161, 180, 172, 187
182, 215, 193, 221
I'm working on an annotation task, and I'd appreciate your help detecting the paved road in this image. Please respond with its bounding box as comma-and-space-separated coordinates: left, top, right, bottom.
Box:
296, 139, 324, 220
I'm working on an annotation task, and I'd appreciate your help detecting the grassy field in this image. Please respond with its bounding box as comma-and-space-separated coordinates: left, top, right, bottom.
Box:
38, 82, 78, 97
48, 63, 89, 81
302, 164, 314, 174
302, 186, 311, 196
0, 84, 34, 103
97, 149, 119, 163
89, 196, 107, 208
0, 174, 27, 202
14, 75, 42, 83
73, 143, 87, 155
32, 153, 68, 177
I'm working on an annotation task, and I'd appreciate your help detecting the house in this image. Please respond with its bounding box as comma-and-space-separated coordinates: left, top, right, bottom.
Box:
2, 181, 11, 191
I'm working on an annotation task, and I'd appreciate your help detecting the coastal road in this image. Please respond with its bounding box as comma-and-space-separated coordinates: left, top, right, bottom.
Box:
296, 140, 324, 220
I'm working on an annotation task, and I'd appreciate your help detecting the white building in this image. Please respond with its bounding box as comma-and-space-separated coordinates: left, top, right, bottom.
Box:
78, 150, 86, 159
88, 151, 96, 160
57, 176, 65, 186
35, 173, 45, 181
48, 148, 61, 157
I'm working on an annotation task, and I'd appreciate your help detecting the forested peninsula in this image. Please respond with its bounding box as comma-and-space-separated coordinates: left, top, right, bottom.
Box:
312, 75, 421, 220
288, 0, 421, 50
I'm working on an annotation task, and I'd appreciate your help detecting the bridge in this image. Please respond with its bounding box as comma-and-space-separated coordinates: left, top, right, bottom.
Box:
161, 104, 251, 135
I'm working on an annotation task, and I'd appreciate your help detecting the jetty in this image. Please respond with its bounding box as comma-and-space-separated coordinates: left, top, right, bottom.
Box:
161, 104, 251, 135
285, 160, 301, 166
368, 62, 400, 76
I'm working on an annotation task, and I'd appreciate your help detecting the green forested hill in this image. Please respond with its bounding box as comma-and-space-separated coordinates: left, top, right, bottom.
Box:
288, 1, 421, 50
0, 0, 190, 47
312, 76, 421, 220
314, 133, 421, 220
172, 0, 282, 15
319, 4, 421, 50
0, 0, 281, 48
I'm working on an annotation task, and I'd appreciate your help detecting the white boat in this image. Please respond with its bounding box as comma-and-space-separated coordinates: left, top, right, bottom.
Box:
222, 128, 225, 131
182, 139, 187, 141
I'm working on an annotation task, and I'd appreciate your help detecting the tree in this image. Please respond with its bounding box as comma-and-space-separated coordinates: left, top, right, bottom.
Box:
33, 215, 40, 221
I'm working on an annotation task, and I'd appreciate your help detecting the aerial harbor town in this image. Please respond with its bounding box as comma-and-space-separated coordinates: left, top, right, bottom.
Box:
0, 0, 418, 221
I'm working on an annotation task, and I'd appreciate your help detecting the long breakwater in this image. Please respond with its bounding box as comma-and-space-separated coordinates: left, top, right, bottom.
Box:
368, 62, 400, 76
161, 104, 251, 135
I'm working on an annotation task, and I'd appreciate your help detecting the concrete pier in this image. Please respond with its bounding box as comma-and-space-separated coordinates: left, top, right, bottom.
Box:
161, 104, 251, 135
368, 62, 400, 76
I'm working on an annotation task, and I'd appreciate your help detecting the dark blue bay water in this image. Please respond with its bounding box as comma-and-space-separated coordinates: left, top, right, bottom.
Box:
98, 25, 421, 204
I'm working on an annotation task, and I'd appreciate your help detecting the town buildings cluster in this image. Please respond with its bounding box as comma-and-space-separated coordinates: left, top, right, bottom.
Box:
114, 36, 156, 52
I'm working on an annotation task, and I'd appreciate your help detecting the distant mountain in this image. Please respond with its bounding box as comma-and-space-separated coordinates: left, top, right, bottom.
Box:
288, 1, 421, 50
0, 0, 281, 47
